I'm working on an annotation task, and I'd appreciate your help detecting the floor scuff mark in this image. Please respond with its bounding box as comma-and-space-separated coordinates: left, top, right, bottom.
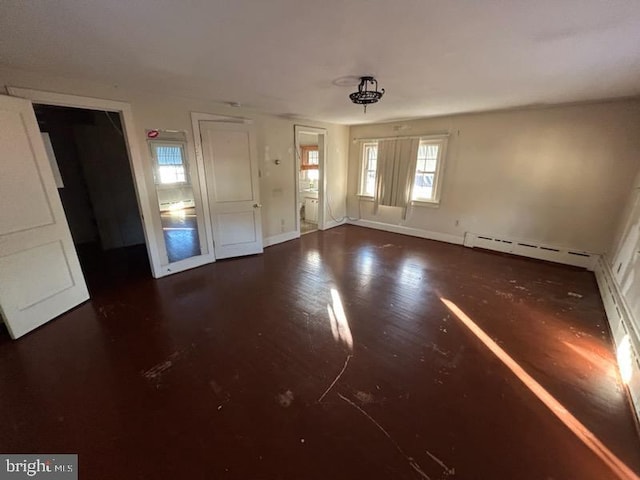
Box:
354, 391, 375, 405
277, 390, 295, 407
495, 291, 514, 300
142, 352, 180, 382
424, 449, 455, 477
318, 354, 353, 403
337, 393, 431, 479
209, 379, 232, 406
567, 292, 583, 299
431, 343, 450, 358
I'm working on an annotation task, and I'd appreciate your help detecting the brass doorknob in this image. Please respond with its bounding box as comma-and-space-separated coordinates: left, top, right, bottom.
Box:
253, 203, 262, 208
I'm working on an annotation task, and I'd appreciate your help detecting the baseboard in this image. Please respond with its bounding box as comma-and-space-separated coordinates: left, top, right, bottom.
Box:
594, 256, 640, 423
323, 218, 347, 230
347, 219, 464, 245
464, 232, 599, 270
263, 230, 299, 248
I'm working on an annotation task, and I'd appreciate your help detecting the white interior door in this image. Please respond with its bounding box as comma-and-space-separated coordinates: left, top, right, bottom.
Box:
0, 95, 89, 339
200, 121, 263, 259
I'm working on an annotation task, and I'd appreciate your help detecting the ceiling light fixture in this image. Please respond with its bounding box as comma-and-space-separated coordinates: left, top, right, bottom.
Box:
349, 76, 385, 113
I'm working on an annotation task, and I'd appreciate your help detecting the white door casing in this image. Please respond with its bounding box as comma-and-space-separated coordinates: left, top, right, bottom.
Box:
199, 121, 263, 259
294, 125, 327, 234
0, 94, 89, 339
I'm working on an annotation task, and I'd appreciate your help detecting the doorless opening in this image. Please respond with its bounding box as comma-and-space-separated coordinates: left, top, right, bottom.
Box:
33, 104, 151, 293
294, 125, 327, 236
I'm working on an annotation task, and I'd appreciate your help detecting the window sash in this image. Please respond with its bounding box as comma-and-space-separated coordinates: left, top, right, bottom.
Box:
151, 141, 189, 185
301, 146, 319, 171
411, 140, 443, 202
360, 142, 378, 196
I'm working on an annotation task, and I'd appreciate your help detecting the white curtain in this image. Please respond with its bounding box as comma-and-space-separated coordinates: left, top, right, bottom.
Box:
374, 138, 420, 218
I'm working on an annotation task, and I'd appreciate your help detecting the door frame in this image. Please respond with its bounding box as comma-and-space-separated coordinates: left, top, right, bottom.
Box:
191, 112, 253, 257
294, 125, 327, 234
7, 86, 164, 277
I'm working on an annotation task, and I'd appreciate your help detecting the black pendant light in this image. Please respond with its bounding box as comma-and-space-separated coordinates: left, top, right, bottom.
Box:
349, 76, 385, 113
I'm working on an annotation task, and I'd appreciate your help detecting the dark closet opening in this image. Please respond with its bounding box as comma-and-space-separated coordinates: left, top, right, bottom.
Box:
33, 105, 151, 293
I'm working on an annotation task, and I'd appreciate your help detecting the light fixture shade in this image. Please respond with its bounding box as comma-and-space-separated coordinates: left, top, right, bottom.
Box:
349, 76, 385, 113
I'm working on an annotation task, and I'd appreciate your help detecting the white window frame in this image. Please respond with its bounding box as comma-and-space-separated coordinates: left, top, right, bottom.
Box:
358, 142, 378, 197
149, 140, 190, 187
410, 137, 448, 206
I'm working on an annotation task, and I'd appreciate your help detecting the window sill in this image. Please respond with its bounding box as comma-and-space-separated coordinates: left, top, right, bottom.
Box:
357, 194, 374, 201
156, 183, 192, 189
411, 199, 440, 208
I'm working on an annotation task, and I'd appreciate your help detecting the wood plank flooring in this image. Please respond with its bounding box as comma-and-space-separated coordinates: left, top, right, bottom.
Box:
1, 225, 638, 479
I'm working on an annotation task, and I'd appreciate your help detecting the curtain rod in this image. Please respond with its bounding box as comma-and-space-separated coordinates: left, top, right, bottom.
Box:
353, 132, 449, 143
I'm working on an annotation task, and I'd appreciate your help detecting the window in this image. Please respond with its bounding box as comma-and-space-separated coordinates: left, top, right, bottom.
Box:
301, 146, 319, 182
411, 141, 441, 202
307, 150, 319, 165
359, 142, 378, 196
358, 137, 447, 203
152, 143, 187, 185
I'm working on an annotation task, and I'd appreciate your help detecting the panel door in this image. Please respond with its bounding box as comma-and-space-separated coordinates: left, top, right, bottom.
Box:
0, 95, 89, 339
200, 121, 263, 259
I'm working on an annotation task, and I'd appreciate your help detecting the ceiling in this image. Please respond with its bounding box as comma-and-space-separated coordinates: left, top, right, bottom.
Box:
1, 0, 639, 124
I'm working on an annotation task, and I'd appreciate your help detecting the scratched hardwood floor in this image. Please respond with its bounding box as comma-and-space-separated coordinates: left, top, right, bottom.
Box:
1, 225, 639, 479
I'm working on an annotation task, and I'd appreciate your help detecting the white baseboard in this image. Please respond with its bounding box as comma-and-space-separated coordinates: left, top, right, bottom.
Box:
263, 230, 299, 248
323, 218, 347, 230
347, 219, 464, 245
594, 256, 640, 423
464, 232, 599, 270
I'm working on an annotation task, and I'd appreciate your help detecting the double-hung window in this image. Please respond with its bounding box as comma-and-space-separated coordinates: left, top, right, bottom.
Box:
411, 140, 444, 203
358, 137, 447, 204
151, 142, 188, 185
359, 142, 378, 197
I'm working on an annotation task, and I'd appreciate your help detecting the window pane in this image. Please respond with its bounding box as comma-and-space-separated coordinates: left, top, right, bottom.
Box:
159, 165, 185, 184
421, 159, 437, 172
365, 171, 376, 195
418, 143, 438, 161
156, 146, 183, 166
412, 173, 434, 200
361, 143, 378, 195
307, 169, 319, 181
308, 150, 319, 165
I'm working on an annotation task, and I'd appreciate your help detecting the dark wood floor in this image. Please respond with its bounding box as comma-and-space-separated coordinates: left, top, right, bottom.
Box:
1, 225, 639, 479
161, 207, 201, 263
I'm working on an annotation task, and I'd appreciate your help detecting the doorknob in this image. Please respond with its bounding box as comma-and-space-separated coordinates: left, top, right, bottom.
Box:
253, 203, 262, 208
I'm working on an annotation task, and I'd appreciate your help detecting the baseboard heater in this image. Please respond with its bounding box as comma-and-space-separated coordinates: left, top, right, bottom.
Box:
464, 232, 599, 270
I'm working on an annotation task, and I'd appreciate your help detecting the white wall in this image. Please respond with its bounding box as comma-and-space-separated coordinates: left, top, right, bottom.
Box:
0, 66, 349, 248
347, 100, 640, 254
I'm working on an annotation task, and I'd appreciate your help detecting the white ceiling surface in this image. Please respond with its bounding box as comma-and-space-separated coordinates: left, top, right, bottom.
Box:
1, 1, 640, 124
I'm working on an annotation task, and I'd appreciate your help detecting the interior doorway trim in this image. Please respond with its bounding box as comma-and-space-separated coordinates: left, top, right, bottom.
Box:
6, 86, 163, 277
294, 125, 327, 235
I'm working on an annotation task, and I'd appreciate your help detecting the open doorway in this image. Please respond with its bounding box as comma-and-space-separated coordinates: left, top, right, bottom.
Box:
295, 125, 327, 236
33, 104, 150, 293
298, 132, 319, 234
